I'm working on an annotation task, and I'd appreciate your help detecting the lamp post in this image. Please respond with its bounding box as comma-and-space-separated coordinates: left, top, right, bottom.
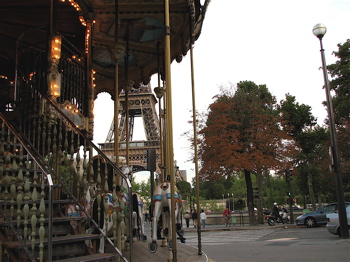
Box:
312, 23, 349, 239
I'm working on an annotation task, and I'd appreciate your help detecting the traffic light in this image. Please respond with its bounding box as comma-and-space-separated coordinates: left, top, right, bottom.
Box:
253, 188, 259, 199
285, 169, 293, 182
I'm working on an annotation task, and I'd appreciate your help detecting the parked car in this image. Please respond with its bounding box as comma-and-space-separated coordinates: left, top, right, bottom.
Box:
295, 202, 350, 228
326, 205, 350, 237
286, 205, 303, 211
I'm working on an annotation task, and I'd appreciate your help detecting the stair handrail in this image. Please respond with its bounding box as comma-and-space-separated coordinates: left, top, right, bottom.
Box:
43, 95, 131, 261
0, 112, 54, 261
1, 110, 129, 261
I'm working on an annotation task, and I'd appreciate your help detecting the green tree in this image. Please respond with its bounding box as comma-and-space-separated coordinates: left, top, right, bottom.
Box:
278, 94, 329, 209
327, 39, 350, 200
176, 180, 192, 199
132, 179, 151, 208
327, 39, 350, 124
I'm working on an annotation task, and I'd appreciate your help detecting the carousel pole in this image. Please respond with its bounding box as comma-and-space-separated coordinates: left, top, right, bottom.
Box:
114, 0, 120, 174
163, 0, 177, 261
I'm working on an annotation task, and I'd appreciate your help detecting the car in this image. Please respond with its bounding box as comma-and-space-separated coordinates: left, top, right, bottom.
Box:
286, 205, 303, 211
326, 205, 350, 237
295, 202, 350, 228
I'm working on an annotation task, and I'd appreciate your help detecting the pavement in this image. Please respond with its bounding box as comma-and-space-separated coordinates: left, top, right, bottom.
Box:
182, 221, 296, 233
180, 221, 350, 262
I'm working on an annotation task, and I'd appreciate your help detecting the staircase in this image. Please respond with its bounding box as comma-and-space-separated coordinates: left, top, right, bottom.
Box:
0, 103, 129, 261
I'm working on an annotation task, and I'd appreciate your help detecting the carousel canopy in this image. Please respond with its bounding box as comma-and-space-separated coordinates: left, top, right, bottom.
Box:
0, 0, 209, 97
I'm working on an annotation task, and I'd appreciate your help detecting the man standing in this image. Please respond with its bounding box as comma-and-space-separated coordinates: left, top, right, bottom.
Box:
191, 210, 198, 228
223, 207, 231, 227
184, 212, 191, 228
200, 209, 207, 228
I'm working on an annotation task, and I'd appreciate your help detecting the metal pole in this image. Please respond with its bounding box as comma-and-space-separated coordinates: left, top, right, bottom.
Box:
114, 0, 120, 172
318, 38, 348, 239
163, 0, 177, 260
47, 174, 53, 262
189, 33, 202, 255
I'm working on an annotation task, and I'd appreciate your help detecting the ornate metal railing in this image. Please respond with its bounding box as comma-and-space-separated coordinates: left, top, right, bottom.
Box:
0, 32, 133, 261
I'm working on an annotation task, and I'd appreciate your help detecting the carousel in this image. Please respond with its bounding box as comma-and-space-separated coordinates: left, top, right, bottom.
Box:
0, 0, 209, 261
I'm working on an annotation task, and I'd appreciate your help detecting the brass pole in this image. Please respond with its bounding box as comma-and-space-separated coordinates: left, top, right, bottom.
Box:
125, 23, 130, 168
190, 34, 202, 255
113, 1, 123, 258
114, 0, 120, 173
155, 41, 165, 183
164, 0, 177, 260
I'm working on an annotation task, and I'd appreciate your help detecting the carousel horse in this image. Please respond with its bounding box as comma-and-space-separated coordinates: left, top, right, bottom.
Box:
148, 182, 185, 253
89, 186, 147, 252
131, 192, 147, 241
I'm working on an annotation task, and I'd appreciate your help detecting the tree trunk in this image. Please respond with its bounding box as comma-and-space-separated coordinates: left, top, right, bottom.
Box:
307, 166, 316, 210
244, 169, 256, 225
256, 170, 264, 224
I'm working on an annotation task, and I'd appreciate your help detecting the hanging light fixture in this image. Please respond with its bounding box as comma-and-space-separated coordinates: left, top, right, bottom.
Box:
50, 35, 62, 60
48, 34, 62, 98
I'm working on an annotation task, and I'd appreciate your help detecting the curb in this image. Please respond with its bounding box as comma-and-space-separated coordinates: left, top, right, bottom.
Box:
183, 224, 298, 233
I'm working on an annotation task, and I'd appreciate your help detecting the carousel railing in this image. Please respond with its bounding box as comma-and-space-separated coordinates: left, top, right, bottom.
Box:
43, 95, 133, 260
0, 113, 53, 261
1, 95, 132, 261
1, 31, 133, 261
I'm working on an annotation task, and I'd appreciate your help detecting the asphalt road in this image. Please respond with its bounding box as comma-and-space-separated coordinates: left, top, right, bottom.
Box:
182, 226, 350, 262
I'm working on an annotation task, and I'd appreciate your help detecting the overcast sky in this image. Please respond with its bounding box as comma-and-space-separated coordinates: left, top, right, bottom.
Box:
93, 0, 350, 184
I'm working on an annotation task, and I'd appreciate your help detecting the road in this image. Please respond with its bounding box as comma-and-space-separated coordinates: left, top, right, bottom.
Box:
182, 226, 350, 262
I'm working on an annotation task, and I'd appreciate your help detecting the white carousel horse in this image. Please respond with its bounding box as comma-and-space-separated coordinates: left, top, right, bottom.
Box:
148, 182, 185, 253
88, 186, 147, 252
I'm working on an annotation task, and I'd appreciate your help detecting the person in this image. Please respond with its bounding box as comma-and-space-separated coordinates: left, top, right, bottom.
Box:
223, 207, 231, 227
272, 202, 284, 224
191, 210, 198, 228
184, 211, 191, 228
200, 209, 207, 228
144, 211, 150, 224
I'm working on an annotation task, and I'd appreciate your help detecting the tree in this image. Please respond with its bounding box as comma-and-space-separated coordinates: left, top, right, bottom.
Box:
327, 39, 350, 199
176, 180, 192, 199
278, 94, 327, 209
198, 81, 297, 225
132, 179, 151, 208
327, 39, 350, 124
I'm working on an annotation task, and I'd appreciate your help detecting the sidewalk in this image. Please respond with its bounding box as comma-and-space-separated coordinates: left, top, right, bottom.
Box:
182, 221, 297, 233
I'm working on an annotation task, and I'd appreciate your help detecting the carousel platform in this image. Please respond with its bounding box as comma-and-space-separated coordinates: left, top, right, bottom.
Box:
120, 240, 208, 262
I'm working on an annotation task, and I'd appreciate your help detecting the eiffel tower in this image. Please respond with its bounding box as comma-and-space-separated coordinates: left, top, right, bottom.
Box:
99, 84, 162, 172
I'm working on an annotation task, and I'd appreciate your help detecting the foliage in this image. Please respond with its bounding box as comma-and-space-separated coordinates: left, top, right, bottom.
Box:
199, 81, 297, 178
196, 81, 299, 225
327, 39, 350, 199
132, 179, 151, 208
327, 39, 350, 124
176, 180, 192, 199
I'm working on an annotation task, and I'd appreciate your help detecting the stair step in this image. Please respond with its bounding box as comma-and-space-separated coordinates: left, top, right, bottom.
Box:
2, 234, 101, 249
57, 253, 119, 262
0, 216, 86, 227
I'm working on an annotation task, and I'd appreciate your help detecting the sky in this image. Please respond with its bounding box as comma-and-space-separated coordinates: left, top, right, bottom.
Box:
93, 0, 350, 185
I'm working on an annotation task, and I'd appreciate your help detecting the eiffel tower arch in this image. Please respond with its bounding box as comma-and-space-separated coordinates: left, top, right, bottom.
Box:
99, 84, 162, 173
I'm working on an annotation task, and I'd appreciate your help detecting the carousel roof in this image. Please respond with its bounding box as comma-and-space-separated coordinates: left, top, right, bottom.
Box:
0, 0, 209, 97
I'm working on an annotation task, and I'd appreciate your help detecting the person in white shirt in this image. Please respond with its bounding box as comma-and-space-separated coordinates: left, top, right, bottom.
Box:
200, 209, 207, 228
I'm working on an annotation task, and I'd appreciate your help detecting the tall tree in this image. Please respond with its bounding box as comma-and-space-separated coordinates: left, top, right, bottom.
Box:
327, 39, 350, 124
199, 81, 296, 225
278, 94, 324, 209
327, 39, 350, 199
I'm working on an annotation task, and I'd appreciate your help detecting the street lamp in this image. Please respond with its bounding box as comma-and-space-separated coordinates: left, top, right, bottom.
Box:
312, 23, 349, 239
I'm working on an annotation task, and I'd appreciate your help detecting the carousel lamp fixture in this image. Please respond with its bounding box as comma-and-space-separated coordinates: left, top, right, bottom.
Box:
51, 35, 62, 60
48, 35, 62, 98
